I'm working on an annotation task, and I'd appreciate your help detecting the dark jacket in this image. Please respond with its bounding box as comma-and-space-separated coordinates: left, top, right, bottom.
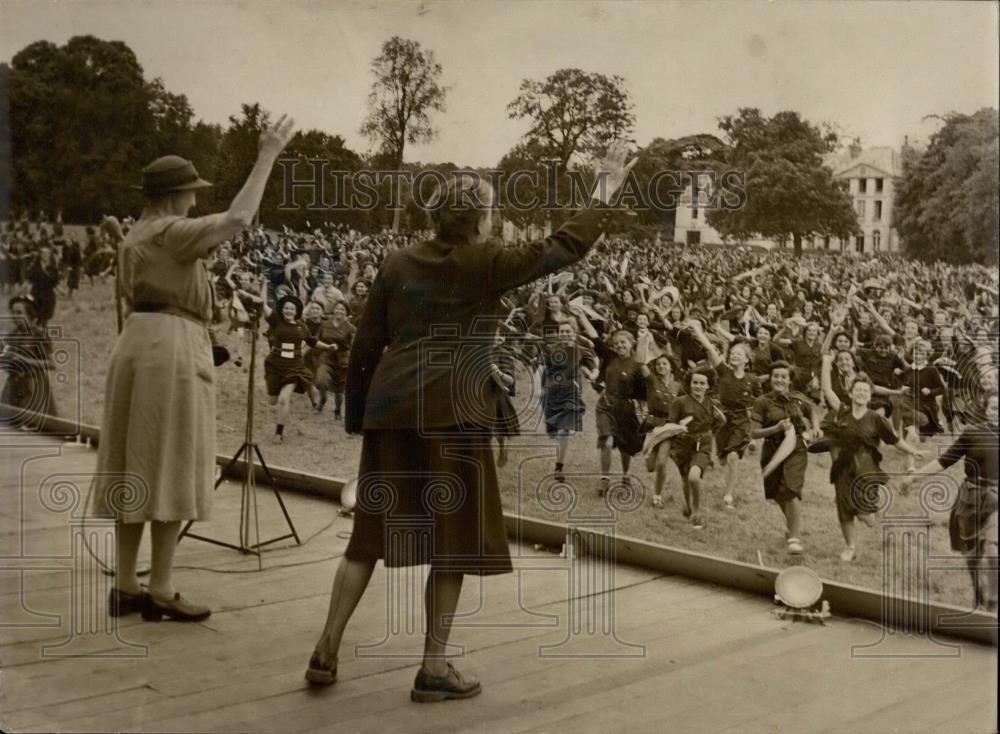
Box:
346, 206, 611, 432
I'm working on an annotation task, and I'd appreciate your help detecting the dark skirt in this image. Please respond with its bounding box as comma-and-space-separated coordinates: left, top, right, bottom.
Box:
715, 411, 751, 458
595, 394, 643, 456
543, 383, 583, 436
671, 436, 713, 477
760, 437, 807, 503
345, 427, 513, 575
264, 354, 313, 396
829, 446, 886, 524
949, 480, 998, 555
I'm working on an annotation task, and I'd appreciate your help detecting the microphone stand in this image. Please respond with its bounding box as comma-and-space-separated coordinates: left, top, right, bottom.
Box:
178, 306, 300, 569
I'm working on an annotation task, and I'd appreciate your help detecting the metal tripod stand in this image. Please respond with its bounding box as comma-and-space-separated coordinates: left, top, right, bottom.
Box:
178, 311, 300, 569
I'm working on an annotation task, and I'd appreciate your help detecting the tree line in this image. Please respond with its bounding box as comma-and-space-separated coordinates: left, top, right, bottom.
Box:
0, 34, 995, 263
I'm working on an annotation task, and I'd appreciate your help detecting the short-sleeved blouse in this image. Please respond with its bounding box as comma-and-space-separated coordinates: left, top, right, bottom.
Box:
119, 214, 222, 321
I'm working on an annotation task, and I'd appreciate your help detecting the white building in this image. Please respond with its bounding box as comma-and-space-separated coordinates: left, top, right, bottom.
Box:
673, 145, 902, 253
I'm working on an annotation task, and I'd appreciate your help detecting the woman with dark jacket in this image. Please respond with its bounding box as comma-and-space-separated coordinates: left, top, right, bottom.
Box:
305, 144, 635, 702
909, 391, 998, 611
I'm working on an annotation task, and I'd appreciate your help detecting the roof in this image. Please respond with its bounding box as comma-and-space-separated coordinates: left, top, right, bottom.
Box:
823, 145, 900, 178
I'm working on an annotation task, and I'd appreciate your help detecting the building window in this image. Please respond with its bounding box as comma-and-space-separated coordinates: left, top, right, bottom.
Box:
692, 207, 699, 219
873, 200, 882, 220
824, 236, 831, 249
874, 178, 883, 193
857, 178, 867, 194
856, 200, 866, 218
873, 230, 881, 251
856, 234, 865, 253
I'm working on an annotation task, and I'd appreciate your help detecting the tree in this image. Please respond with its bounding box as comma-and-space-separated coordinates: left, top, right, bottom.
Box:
507, 68, 635, 169
0, 63, 11, 221
630, 134, 728, 232
212, 103, 270, 211
8, 36, 156, 220
360, 36, 448, 230
706, 109, 858, 256
894, 109, 999, 264
494, 142, 554, 230
5, 35, 224, 222
213, 103, 366, 229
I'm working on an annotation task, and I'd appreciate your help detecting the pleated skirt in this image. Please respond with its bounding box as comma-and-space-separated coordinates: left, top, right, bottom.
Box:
91, 313, 215, 523
345, 427, 513, 575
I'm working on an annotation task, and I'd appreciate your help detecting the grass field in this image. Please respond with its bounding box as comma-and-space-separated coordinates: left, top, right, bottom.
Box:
17, 277, 981, 608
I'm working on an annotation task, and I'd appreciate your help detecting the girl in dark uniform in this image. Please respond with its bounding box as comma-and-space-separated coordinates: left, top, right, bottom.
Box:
262, 294, 316, 442
0, 295, 56, 429
595, 329, 647, 496
829, 349, 860, 406
302, 300, 337, 411
541, 321, 598, 481
63, 239, 82, 298
821, 353, 924, 562
325, 300, 356, 420
691, 321, 761, 510
910, 391, 998, 611
900, 339, 946, 468
643, 354, 681, 507
668, 368, 727, 529
490, 332, 521, 468
26, 244, 60, 325
750, 361, 821, 555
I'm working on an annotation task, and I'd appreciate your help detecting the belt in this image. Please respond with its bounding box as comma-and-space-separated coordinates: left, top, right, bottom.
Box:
132, 302, 207, 328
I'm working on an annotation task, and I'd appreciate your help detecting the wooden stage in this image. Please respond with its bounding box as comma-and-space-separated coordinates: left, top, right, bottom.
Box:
1, 436, 996, 733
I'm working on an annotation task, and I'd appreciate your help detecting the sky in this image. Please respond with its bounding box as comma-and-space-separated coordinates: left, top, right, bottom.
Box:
1, 0, 998, 167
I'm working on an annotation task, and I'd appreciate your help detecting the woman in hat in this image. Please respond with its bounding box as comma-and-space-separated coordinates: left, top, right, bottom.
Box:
262, 293, 317, 441
305, 143, 634, 701
91, 115, 296, 622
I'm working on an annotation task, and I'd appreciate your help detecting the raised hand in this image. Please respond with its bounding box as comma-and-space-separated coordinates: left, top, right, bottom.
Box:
591, 141, 638, 205
260, 114, 297, 158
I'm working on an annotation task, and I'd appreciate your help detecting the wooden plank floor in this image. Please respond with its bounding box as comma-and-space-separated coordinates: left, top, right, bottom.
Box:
1, 436, 996, 734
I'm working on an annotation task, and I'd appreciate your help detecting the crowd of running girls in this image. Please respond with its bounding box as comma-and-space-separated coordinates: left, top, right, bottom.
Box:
206, 224, 429, 441
479, 235, 997, 609
3, 213, 998, 609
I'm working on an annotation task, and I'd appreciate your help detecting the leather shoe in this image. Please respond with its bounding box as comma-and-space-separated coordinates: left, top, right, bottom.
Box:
411, 662, 481, 703
141, 592, 211, 622
304, 652, 337, 686
108, 587, 147, 617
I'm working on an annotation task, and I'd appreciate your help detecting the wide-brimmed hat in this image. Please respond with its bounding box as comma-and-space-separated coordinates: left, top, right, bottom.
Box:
276, 294, 304, 319
132, 156, 213, 197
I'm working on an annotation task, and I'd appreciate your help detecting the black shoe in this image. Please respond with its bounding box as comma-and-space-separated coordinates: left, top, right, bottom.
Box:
411, 663, 481, 703
141, 592, 211, 622
304, 651, 337, 686
108, 587, 147, 617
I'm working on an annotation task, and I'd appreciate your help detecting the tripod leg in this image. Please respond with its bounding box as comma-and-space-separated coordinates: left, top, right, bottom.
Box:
216, 443, 246, 490
253, 443, 301, 544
